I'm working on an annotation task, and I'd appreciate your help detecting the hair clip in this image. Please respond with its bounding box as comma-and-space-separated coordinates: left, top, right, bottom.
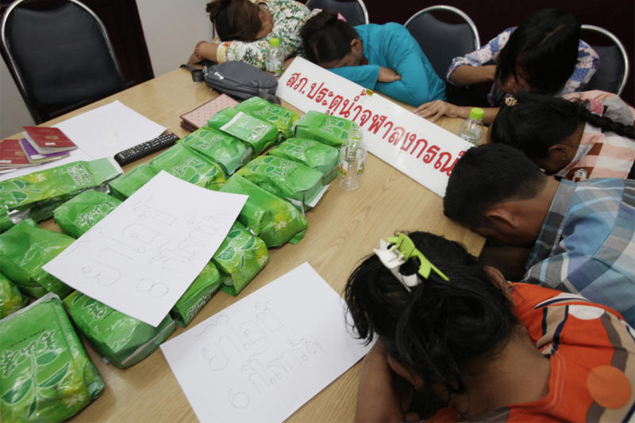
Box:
373, 232, 449, 292
505, 96, 518, 107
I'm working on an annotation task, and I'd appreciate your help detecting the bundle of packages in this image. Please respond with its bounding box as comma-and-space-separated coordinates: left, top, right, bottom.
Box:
294, 111, 358, 147
0, 220, 74, 299
235, 96, 299, 140
0, 158, 122, 233
212, 221, 269, 296
220, 174, 307, 247
108, 164, 158, 201
63, 291, 176, 368
170, 262, 224, 327
207, 108, 278, 155
0, 293, 104, 422
53, 190, 122, 238
180, 127, 252, 175
268, 138, 339, 184
149, 144, 226, 190
0, 272, 27, 319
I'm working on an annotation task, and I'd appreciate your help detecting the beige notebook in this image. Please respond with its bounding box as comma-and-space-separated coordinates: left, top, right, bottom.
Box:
180, 94, 239, 132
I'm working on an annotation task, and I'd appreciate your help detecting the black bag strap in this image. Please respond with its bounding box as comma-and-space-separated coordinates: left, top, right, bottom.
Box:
180, 64, 204, 82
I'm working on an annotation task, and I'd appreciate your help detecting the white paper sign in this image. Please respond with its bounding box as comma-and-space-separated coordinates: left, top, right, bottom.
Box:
277, 57, 473, 197
43, 171, 247, 327
160, 262, 372, 423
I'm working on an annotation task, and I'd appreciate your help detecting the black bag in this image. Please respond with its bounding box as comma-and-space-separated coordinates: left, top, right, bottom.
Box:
204, 61, 278, 101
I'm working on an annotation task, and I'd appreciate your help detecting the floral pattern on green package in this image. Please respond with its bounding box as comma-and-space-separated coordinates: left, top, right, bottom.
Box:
180, 127, 252, 175
170, 262, 224, 327
235, 96, 298, 140
150, 143, 226, 190
294, 110, 357, 147
207, 108, 278, 155
53, 190, 122, 239
269, 138, 339, 184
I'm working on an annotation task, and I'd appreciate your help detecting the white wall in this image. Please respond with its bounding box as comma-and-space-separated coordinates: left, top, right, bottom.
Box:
0, 57, 35, 138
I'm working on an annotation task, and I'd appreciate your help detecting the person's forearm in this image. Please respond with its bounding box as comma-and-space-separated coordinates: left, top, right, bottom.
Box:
449, 65, 496, 86
188, 42, 219, 65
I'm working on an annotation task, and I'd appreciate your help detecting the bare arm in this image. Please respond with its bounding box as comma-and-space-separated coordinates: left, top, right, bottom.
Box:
187, 42, 220, 65
449, 64, 497, 86
414, 101, 500, 125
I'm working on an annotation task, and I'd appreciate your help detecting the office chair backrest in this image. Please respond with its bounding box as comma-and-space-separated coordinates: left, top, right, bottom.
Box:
1, 0, 126, 123
581, 24, 629, 96
305, 0, 369, 26
405, 5, 480, 80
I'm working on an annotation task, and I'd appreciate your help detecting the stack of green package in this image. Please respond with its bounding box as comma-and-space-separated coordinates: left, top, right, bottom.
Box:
63, 292, 176, 368
0, 158, 122, 233
0, 293, 104, 422
268, 138, 340, 184
235, 96, 299, 140
237, 155, 325, 209
0, 220, 74, 299
170, 262, 224, 327
212, 222, 269, 296
207, 108, 278, 155
0, 272, 26, 319
108, 164, 158, 200
180, 127, 252, 175
294, 111, 358, 147
53, 190, 122, 238
221, 174, 308, 247
149, 144, 226, 190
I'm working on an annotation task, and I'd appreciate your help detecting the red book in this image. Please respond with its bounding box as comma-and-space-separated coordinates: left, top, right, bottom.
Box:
23, 126, 77, 154
0, 138, 35, 167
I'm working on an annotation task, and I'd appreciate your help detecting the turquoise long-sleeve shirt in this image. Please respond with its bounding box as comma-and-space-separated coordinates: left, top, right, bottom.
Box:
329, 23, 446, 106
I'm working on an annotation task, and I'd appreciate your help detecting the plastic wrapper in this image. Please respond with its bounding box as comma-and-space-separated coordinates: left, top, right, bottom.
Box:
53, 190, 122, 239
170, 262, 223, 327
268, 137, 339, 184
0, 158, 122, 232
212, 222, 269, 296
63, 291, 176, 369
237, 155, 324, 208
149, 143, 226, 190
221, 174, 308, 247
108, 164, 158, 201
180, 126, 252, 175
0, 220, 74, 299
235, 96, 299, 141
207, 108, 278, 155
0, 272, 26, 319
0, 293, 104, 422
294, 111, 358, 147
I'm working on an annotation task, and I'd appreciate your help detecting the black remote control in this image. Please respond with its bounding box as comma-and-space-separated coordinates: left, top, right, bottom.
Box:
114, 132, 180, 166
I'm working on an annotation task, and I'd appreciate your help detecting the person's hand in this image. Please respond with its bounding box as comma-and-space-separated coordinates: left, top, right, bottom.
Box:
414, 100, 463, 122
378, 67, 401, 83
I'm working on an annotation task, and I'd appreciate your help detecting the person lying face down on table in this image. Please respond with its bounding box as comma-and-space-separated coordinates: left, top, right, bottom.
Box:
345, 231, 635, 422
442, 144, 635, 326
414, 8, 599, 125
300, 10, 446, 107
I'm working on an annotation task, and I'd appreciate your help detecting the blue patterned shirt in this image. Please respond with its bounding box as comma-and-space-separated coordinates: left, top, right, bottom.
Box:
523, 179, 635, 326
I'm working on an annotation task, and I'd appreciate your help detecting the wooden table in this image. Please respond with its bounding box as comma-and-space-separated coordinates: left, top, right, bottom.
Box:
18, 68, 484, 422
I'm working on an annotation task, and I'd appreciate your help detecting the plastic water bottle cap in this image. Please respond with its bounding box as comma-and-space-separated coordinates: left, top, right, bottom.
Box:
269, 37, 280, 47
470, 107, 484, 121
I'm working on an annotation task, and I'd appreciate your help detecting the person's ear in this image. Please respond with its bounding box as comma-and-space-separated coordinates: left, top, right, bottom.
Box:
484, 204, 518, 231
547, 144, 571, 163
483, 265, 508, 288
387, 355, 425, 391
350, 38, 362, 52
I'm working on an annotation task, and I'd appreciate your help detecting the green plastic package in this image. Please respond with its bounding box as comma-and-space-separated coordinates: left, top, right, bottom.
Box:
0, 293, 104, 422
0, 272, 26, 319
63, 291, 176, 369
0, 220, 74, 299
180, 126, 252, 175
212, 222, 269, 296
237, 155, 325, 208
235, 96, 299, 140
221, 174, 308, 247
0, 158, 122, 232
171, 262, 223, 327
53, 190, 122, 239
268, 137, 339, 184
294, 111, 358, 147
149, 143, 226, 190
108, 164, 158, 201
207, 108, 278, 155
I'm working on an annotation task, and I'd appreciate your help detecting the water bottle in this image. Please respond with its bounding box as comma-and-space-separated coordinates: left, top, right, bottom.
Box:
338, 127, 367, 191
458, 107, 485, 146
266, 37, 284, 77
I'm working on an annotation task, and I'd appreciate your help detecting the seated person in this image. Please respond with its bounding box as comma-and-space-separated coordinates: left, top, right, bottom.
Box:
345, 231, 635, 422
443, 144, 635, 325
188, 0, 318, 70
491, 92, 635, 181
415, 8, 599, 124
300, 10, 446, 107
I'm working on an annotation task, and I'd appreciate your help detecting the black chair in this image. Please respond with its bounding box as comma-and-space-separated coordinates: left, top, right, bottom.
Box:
581, 24, 629, 95
1, 0, 126, 124
305, 0, 369, 26
404, 5, 480, 80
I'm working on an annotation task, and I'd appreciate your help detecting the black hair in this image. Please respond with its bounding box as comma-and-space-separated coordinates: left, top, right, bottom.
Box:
345, 231, 518, 397
443, 144, 547, 228
495, 9, 580, 95
300, 10, 359, 64
491, 93, 635, 161
206, 0, 261, 42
